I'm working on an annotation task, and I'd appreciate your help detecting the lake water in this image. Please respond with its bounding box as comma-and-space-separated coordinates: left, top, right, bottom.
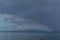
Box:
0, 32, 59, 40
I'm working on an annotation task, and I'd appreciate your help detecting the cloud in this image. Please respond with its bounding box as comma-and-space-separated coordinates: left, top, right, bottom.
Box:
0, 14, 52, 32
0, 0, 56, 31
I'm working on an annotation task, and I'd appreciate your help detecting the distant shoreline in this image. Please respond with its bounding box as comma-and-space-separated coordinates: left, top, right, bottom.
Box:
0, 31, 59, 33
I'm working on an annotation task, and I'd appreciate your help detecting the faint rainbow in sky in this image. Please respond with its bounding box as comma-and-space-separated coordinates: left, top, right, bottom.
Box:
0, 14, 52, 32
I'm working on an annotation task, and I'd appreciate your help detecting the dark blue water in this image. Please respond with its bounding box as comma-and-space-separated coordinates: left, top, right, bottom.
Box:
0, 32, 59, 40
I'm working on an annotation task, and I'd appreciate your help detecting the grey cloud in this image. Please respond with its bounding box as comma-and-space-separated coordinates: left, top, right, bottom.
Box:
0, 14, 52, 32
0, 0, 59, 31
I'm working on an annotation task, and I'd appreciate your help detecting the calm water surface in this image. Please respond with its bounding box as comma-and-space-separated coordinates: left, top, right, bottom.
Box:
0, 32, 59, 40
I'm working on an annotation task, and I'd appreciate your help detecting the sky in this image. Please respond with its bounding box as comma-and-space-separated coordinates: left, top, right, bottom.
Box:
0, 14, 52, 32
0, 0, 59, 32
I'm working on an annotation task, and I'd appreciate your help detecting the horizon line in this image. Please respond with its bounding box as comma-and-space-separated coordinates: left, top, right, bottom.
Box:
0, 31, 59, 33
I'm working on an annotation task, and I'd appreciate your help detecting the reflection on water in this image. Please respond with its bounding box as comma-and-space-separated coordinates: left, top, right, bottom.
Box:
0, 32, 59, 40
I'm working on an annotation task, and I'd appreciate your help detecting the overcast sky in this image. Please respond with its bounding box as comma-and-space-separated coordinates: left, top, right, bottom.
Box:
0, 0, 60, 32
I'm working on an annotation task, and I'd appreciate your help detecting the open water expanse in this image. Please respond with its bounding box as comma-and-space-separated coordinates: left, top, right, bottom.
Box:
0, 32, 59, 40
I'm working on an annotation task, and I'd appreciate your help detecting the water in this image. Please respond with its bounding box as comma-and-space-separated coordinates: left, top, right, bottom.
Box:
0, 32, 59, 40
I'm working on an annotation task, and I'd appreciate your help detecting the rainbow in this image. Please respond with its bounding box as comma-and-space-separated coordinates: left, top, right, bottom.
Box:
0, 14, 52, 32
